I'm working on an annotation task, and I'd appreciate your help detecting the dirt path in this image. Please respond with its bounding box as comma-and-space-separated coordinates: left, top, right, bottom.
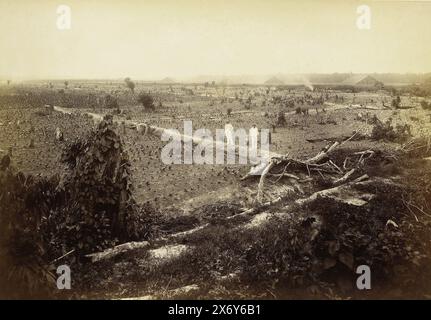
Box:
53, 106, 282, 163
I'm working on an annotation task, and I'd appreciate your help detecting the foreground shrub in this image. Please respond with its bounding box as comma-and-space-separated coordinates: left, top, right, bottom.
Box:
0, 115, 158, 297
243, 183, 431, 296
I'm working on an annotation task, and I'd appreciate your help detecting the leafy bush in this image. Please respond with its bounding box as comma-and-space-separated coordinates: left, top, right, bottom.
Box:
420, 100, 431, 110
60, 115, 155, 251
391, 96, 401, 109
137, 93, 155, 111
276, 111, 287, 127
371, 118, 411, 142
124, 78, 135, 93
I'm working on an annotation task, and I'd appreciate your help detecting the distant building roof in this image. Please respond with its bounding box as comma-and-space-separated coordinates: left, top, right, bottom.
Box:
264, 76, 285, 86
341, 75, 383, 86
159, 77, 175, 84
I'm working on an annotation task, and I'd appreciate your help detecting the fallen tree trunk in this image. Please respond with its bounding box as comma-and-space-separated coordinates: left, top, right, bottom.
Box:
306, 141, 340, 164
122, 284, 200, 300
86, 241, 150, 263
294, 177, 373, 207
332, 169, 356, 186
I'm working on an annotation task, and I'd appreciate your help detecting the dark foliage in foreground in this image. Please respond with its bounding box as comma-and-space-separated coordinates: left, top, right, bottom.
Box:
371, 117, 411, 142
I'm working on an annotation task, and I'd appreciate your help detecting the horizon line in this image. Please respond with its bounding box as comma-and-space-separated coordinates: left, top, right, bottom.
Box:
2, 71, 431, 83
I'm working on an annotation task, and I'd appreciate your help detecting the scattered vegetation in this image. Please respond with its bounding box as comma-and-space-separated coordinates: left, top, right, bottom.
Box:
104, 94, 119, 109
276, 111, 286, 127
371, 117, 411, 142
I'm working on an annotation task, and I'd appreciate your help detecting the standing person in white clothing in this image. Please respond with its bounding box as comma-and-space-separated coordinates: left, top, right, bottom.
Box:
225, 123, 234, 146
249, 124, 258, 154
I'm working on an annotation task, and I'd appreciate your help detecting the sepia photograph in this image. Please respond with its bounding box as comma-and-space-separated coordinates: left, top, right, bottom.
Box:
1, 0, 431, 304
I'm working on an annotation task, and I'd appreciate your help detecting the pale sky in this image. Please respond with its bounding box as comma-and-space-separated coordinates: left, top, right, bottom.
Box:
0, 0, 430, 80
